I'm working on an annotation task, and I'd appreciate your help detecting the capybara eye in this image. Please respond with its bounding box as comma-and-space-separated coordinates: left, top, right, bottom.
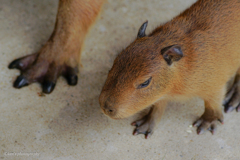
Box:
138, 77, 152, 89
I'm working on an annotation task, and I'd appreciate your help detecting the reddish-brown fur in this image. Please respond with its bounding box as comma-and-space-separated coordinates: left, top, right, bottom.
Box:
99, 0, 240, 137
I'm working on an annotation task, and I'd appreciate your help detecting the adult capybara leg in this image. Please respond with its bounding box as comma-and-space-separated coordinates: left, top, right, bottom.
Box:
224, 68, 240, 112
8, 0, 105, 94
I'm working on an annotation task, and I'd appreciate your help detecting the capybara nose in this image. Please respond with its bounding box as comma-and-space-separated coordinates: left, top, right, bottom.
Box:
102, 104, 115, 115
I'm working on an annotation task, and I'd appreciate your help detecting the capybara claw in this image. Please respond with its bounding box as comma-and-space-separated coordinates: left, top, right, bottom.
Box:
8, 58, 22, 69
66, 74, 78, 86
42, 81, 56, 94
13, 75, 29, 88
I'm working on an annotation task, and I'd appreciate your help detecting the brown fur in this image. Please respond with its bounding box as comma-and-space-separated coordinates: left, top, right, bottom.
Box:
99, 0, 240, 134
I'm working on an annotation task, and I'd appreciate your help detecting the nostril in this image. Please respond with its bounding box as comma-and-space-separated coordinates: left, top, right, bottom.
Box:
103, 102, 115, 114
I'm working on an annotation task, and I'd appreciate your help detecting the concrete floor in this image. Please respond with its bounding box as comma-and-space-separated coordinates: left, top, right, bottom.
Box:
0, 0, 240, 159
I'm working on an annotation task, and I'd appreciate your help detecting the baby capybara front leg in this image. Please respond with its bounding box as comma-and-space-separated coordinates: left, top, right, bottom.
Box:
9, 0, 105, 93
131, 100, 167, 139
223, 69, 240, 112
193, 93, 224, 135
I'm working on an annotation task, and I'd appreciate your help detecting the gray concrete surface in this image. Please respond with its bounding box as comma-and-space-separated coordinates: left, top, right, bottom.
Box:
0, 0, 240, 159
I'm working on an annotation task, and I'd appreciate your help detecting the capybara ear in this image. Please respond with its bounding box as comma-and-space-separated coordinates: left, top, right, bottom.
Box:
137, 21, 148, 38
161, 45, 183, 65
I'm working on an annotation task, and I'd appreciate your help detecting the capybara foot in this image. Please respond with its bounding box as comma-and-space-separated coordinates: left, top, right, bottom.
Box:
193, 117, 223, 135
223, 76, 240, 113
131, 114, 155, 139
9, 43, 79, 94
